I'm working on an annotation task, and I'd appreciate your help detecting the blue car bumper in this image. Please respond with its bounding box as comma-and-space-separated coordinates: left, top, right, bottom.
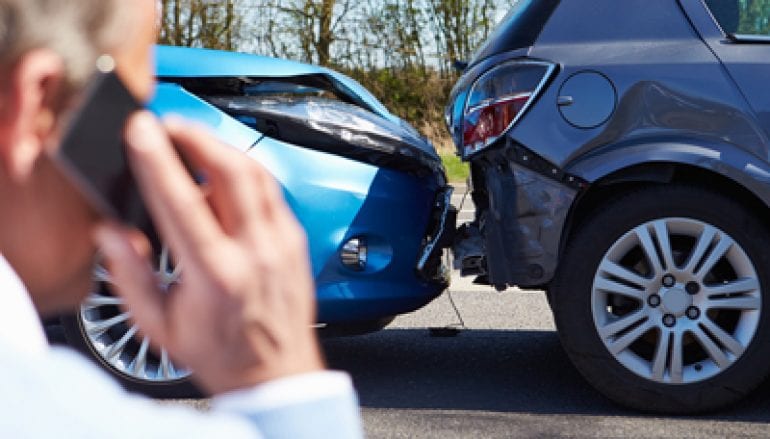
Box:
249, 137, 447, 323
151, 81, 449, 325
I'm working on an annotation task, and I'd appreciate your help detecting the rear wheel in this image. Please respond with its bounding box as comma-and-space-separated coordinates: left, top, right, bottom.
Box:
61, 247, 200, 398
552, 185, 770, 413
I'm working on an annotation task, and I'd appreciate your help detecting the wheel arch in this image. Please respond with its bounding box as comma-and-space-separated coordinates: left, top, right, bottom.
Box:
560, 141, 770, 265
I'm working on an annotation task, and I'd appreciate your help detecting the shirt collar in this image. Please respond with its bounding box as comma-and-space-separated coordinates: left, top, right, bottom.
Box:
0, 255, 49, 356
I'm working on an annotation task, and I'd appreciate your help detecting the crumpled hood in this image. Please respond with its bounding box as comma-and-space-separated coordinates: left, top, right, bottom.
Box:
155, 45, 399, 124
155, 45, 445, 184
207, 95, 445, 183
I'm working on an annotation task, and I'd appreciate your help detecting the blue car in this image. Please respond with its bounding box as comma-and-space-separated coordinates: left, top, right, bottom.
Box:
58, 46, 452, 397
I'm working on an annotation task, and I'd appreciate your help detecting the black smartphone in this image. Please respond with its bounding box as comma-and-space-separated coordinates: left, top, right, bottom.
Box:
54, 64, 151, 232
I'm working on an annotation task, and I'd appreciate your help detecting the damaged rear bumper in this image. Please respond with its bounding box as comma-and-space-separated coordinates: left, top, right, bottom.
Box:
454, 144, 582, 288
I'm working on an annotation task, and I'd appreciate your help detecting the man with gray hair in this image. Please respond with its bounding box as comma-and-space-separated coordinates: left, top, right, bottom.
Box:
0, 0, 362, 437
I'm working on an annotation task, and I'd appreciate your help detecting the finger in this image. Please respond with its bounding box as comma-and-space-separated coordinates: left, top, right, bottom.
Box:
252, 161, 288, 224
125, 111, 222, 262
253, 164, 305, 254
243, 161, 308, 270
163, 118, 264, 236
94, 223, 169, 347
256, 173, 316, 315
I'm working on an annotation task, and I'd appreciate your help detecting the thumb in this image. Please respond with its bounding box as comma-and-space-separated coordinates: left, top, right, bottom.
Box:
95, 224, 170, 347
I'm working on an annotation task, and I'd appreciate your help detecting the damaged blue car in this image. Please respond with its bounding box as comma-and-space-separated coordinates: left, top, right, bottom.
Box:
58, 46, 453, 397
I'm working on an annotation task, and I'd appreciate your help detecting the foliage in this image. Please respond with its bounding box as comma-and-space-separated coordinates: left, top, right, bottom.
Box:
343, 65, 457, 148
158, 0, 239, 50
737, 0, 770, 35
441, 153, 469, 183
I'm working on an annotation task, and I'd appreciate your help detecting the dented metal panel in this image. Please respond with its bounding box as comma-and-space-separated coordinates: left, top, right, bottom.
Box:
150, 83, 262, 151
453, 155, 579, 288
155, 45, 397, 124
465, 148, 576, 288
206, 95, 446, 183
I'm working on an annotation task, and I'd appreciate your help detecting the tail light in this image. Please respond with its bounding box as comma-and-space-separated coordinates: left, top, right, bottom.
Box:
462, 60, 555, 157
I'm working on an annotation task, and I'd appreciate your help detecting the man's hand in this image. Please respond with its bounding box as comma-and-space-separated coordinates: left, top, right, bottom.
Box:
95, 111, 324, 395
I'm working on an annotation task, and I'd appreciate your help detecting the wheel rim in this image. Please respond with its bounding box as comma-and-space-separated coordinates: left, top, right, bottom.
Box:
592, 217, 761, 385
79, 247, 191, 383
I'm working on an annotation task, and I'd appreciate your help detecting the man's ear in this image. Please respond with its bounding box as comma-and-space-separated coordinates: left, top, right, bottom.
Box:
0, 49, 65, 181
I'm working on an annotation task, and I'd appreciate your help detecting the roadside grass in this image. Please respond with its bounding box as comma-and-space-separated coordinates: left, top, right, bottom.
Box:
441, 153, 469, 183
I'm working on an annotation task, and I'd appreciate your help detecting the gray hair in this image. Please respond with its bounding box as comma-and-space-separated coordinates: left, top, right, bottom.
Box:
0, 0, 130, 97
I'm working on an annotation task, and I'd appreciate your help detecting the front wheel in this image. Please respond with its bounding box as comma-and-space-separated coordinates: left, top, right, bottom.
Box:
552, 185, 770, 413
61, 248, 200, 398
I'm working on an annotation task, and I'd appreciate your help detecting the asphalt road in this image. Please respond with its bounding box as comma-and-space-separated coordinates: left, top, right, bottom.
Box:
176, 187, 770, 437
323, 188, 770, 438
322, 280, 770, 438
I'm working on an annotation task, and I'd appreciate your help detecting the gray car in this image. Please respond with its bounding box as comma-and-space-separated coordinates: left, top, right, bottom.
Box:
448, 0, 770, 413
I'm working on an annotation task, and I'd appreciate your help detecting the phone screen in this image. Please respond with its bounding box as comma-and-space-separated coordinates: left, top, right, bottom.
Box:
54, 68, 151, 232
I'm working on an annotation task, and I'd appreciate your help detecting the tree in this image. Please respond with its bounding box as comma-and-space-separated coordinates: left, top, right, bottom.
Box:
158, 0, 239, 50
273, 0, 356, 66
427, 0, 498, 76
738, 0, 770, 35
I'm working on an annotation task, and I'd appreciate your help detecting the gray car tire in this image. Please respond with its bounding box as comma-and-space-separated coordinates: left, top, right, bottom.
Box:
552, 184, 770, 413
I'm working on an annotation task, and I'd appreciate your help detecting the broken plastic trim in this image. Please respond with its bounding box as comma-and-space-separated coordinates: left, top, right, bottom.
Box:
417, 187, 456, 283
206, 95, 446, 183
456, 145, 578, 288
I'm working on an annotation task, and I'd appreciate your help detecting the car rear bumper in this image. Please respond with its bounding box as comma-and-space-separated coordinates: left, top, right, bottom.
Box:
454, 144, 580, 289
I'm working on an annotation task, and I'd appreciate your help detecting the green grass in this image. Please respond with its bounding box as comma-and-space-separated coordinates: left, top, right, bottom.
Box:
441, 153, 469, 183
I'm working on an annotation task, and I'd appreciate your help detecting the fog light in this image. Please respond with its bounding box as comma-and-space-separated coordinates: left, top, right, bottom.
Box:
341, 238, 367, 271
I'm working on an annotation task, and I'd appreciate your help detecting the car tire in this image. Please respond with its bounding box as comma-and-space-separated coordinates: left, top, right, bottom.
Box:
59, 247, 201, 399
60, 312, 201, 399
551, 184, 770, 413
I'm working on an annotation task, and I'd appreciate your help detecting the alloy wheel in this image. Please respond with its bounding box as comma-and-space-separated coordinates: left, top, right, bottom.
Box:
592, 217, 761, 385
79, 247, 191, 383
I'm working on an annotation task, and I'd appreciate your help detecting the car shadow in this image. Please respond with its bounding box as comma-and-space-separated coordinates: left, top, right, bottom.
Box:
321, 328, 770, 423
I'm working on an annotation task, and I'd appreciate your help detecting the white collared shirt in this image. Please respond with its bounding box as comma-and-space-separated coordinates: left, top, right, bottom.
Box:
0, 256, 48, 357
0, 255, 362, 438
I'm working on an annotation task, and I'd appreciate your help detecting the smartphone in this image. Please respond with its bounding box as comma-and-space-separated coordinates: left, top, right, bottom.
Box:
53, 65, 152, 232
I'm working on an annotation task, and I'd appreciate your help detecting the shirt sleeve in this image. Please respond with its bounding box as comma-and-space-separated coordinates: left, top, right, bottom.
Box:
213, 371, 363, 439
0, 345, 362, 439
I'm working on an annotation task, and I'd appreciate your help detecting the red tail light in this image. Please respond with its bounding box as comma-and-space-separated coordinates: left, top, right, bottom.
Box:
463, 93, 532, 148
462, 60, 555, 157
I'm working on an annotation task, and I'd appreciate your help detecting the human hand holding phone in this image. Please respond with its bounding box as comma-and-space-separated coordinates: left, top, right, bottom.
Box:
95, 112, 324, 394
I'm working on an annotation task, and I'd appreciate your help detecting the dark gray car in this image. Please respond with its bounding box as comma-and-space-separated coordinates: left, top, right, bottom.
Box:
448, 0, 770, 413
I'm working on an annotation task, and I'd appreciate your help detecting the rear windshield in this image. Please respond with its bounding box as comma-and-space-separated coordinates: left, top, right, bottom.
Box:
469, 0, 560, 65
704, 0, 770, 37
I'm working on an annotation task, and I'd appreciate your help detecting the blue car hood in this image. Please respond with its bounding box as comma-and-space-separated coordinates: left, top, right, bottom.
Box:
156, 45, 396, 124
208, 95, 444, 181
154, 45, 444, 183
